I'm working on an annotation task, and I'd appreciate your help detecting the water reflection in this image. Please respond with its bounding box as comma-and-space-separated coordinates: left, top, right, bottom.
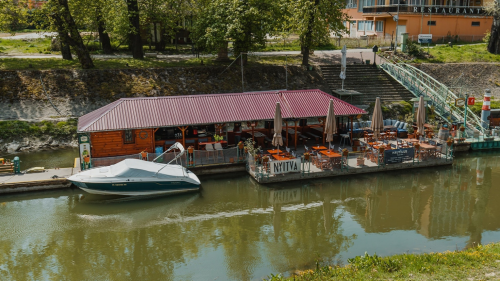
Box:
1, 153, 500, 280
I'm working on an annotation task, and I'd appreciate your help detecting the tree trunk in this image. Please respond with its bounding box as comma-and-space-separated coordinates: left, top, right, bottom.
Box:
488, 17, 500, 54
301, 0, 320, 66
50, 0, 94, 69
59, 32, 72, 60
126, 0, 144, 59
97, 13, 112, 54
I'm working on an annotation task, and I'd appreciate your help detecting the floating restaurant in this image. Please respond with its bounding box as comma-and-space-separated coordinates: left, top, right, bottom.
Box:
76, 89, 454, 183
77, 89, 366, 168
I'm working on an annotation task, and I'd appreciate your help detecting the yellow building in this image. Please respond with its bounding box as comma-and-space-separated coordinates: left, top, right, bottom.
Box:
344, 0, 492, 43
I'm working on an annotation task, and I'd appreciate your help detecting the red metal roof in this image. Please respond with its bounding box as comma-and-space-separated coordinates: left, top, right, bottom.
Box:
78, 89, 366, 132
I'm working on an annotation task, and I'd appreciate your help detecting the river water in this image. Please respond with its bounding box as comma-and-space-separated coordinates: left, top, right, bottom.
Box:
0, 150, 499, 280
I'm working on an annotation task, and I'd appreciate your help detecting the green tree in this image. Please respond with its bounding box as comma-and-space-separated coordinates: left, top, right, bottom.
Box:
288, 0, 348, 66
45, 0, 94, 68
191, 0, 277, 64
0, 0, 28, 33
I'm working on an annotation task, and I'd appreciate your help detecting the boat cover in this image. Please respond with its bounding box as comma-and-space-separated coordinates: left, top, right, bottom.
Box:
109, 159, 185, 179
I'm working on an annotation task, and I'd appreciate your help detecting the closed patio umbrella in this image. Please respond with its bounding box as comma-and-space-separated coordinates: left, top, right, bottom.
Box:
370, 97, 384, 141
416, 95, 426, 136
272, 102, 283, 154
324, 99, 337, 152
340, 45, 347, 90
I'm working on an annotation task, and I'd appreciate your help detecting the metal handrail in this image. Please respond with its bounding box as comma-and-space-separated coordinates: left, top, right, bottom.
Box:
380, 61, 485, 136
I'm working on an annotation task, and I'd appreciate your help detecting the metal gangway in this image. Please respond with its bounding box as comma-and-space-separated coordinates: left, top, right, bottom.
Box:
380, 61, 485, 137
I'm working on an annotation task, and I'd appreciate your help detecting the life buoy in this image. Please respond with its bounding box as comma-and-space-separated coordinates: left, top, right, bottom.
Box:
139, 130, 149, 139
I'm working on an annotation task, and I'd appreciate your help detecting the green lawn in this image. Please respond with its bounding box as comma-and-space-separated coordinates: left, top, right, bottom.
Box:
267, 243, 500, 280
0, 38, 53, 55
414, 43, 500, 63
0, 55, 301, 70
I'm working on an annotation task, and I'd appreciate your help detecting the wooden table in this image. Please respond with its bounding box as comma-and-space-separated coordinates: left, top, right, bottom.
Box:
312, 145, 327, 151
417, 143, 438, 159
406, 138, 419, 144
267, 149, 283, 154
272, 155, 294, 161
319, 150, 342, 167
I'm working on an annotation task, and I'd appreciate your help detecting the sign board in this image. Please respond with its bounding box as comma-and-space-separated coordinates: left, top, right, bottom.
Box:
78, 134, 91, 169
418, 34, 432, 44
269, 188, 301, 204
270, 158, 301, 175
455, 98, 466, 107
468, 97, 476, 105
384, 148, 414, 164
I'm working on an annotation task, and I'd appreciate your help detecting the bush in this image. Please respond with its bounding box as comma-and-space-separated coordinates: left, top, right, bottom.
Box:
0, 119, 77, 141
406, 39, 424, 57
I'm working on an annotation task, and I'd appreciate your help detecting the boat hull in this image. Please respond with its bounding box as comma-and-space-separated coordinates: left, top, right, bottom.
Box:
71, 180, 200, 196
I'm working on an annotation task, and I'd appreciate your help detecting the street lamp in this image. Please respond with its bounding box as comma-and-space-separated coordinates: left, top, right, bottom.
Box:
393, 3, 400, 53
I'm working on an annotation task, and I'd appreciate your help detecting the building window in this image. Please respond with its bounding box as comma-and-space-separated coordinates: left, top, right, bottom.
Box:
471, 21, 480, 26
123, 130, 135, 144
346, 0, 357, 8
427, 21, 436, 26
365, 0, 375, 6
358, 0, 364, 12
376, 21, 384, 32
358, 21, 365, 31
365, 20, 374, 31
377, 0, 384, 5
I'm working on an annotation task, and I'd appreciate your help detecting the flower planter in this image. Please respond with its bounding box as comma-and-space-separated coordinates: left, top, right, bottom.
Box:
357, 158, 365, 166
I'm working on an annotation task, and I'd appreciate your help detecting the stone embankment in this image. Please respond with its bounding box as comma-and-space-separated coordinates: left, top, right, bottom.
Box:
0, 65, 329, 121
0, 137, 77, 154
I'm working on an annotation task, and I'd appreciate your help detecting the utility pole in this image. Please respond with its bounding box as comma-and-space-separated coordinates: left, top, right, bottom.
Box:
285, 55, 288, 90
241, 53, 244, 92
394, 2, 400, 53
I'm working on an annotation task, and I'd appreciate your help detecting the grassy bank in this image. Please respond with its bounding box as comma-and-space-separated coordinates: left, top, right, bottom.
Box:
267, 243, 500, 280
0, 38, 53, 55
414, 43, 500, 63
0, 55, 302, 70
0, 119, 77, 141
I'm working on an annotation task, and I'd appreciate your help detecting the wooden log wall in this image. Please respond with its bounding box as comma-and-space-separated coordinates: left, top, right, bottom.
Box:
90, 129, 155, 158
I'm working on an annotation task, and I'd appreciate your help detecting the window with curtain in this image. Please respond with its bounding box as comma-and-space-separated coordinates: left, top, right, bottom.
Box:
358, 0, 364, 11
357, 21, 365, 30
365, 20, 374, 31
376, 21, 384, 32
377, 0, 385, 5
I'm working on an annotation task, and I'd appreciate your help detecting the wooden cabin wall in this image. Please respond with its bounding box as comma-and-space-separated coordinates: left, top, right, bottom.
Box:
90, 129, 155, 158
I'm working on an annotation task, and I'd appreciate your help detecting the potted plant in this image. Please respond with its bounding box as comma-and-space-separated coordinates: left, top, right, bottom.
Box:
446, 137, 453, 147
459, 124, 465, 132
238, 141, 244, 149
303, 152, 310, 161
214, 134, 224, 142
404, 113, 415, 138
140, 151, 148, 160
342, 148, 349, 157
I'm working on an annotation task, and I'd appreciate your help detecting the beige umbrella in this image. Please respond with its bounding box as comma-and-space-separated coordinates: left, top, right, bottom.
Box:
416, 95, 426, 137
272, 102, 283, 154
324, 99, 337, 152
370, 97, 384, 140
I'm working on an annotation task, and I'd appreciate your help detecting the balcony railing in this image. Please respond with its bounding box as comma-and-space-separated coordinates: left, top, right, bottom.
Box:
363, 5, 485, 15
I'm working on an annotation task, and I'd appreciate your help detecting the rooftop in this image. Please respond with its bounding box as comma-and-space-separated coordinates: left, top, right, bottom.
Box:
78, 89, 366, 132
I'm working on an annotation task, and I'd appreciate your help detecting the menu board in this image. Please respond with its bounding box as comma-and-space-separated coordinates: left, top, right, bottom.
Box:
384, 148, 414, 164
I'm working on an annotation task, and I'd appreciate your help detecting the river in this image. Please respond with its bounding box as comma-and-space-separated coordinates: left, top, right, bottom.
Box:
0, 150, 499, 280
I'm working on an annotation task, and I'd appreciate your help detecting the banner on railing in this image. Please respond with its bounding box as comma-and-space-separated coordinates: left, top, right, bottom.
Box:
270, 158, 301, 175
384, 148, 414, 164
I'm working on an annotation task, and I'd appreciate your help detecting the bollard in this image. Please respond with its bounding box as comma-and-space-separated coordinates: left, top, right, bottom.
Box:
481, 89, 491, 130
13, 156, 21, 174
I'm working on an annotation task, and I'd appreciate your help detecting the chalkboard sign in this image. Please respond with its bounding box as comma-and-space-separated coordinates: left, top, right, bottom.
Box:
384, 148, 414, 164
